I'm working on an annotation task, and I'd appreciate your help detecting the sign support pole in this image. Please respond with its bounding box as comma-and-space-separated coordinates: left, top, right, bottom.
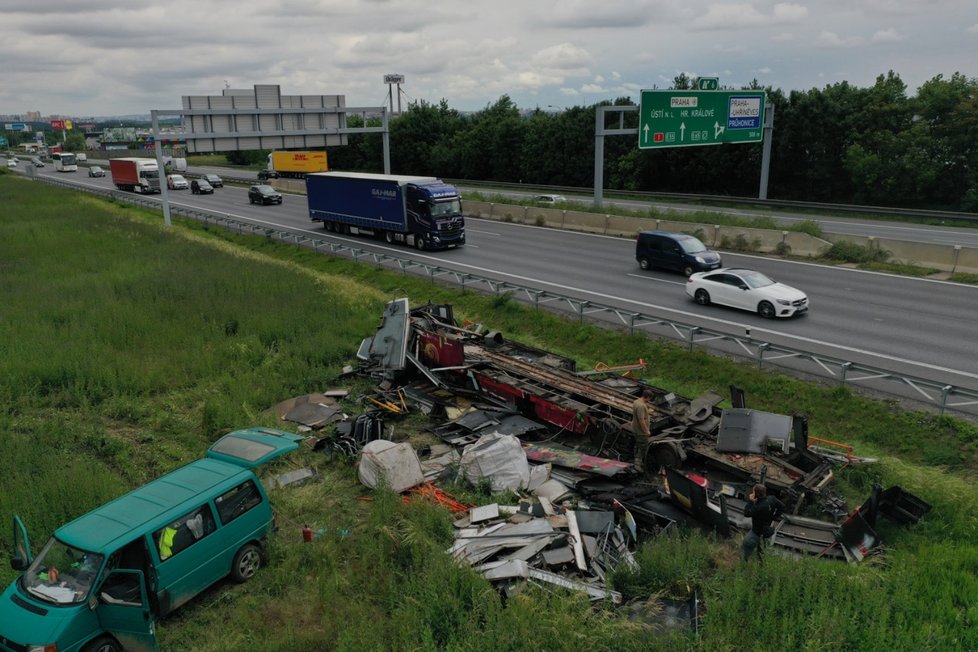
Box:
758, 104, 775, 200
151, 110, 173, 226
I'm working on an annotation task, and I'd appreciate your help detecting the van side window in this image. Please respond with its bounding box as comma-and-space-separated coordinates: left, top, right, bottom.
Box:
215, 480, 262, 525
154, 505, 217, 561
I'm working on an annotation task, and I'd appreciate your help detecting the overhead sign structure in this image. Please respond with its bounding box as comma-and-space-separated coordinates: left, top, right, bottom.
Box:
638, 90, 766, 149
4, 123, 28, 132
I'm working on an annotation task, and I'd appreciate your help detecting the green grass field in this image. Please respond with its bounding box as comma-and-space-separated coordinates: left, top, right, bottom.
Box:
1, 173, 977, 651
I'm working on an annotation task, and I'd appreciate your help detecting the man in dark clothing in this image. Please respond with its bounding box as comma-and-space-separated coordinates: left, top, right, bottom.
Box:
742, 484, 785, 562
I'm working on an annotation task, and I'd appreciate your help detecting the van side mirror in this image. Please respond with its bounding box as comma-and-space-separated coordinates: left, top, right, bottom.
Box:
11, 557, 27, 571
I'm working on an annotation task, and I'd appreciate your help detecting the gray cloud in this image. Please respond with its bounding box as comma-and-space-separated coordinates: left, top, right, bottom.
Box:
0, 0, 974, 116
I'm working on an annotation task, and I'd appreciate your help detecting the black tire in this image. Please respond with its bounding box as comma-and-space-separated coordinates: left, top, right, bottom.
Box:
415, 236, 426, 251
384, 231, 395, 244
758, 301, 776, 319
230, 543, 262, 583
694, 289, 711, 306
638, 257, 651, 270
682, 264, 695, 277
650, 443, 683, 469
84, 636, 122, 652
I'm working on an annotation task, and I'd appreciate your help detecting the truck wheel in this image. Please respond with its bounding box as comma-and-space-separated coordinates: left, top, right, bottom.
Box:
84, 636, 122, 652
384, 231, 394, 244
230, 543, 262, 583
650, 442, 684, 469
415, 237, 426, 251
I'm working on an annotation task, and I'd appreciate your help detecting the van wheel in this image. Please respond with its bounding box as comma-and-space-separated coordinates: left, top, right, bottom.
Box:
758, 301, 776, 319
231, 544, 262, 583
638, 257, 651, 270
682, 264, 695, 277
694, 289, 711, 306
84, 636, 122, 652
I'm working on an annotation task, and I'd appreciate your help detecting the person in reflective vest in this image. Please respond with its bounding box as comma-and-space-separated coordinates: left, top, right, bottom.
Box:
159, 524, 178, 560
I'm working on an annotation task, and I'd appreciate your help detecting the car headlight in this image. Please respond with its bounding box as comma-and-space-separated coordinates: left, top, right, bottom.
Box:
694, 255, 706, 263
776, 299, 791, 306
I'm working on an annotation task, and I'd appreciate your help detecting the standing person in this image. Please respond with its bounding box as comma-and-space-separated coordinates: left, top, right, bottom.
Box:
631, 389, 655, 474
742, 484, 786, 562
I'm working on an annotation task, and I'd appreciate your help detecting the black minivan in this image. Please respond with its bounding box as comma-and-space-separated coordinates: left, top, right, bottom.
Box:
636, 230, 722, 277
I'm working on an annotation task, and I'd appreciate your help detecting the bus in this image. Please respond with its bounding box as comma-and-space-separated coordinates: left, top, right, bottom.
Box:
52, 152, 78, 172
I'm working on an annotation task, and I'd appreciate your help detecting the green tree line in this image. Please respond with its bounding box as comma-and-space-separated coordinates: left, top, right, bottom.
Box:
326, 71, 978, 212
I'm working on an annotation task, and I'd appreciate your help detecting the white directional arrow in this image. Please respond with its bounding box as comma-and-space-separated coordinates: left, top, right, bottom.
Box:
714, 122, 725, 139
643, 123, 650, 143
679, 122, 686, 141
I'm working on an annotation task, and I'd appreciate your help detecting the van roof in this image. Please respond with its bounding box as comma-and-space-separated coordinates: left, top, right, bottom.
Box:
55, 458, 254, 553
638, 230, 698, 240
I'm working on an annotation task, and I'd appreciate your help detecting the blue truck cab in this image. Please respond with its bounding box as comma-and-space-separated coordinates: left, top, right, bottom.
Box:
306, 171, 465, 250
0, 427, 303, 652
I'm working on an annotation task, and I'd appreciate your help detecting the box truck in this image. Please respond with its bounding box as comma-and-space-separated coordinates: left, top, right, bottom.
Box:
109, 158, 161, 193
260, 150, 328, 179
306, 172, 466, 250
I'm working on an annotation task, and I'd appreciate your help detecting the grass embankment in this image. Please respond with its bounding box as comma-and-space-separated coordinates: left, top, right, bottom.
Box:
2, 174, 977, 650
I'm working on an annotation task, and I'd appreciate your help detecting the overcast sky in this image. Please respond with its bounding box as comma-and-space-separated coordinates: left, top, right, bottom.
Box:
2, 0, 976, 118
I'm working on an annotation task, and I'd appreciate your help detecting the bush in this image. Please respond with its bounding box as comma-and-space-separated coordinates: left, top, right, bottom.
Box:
823, 241, 892, 264
794, 219, 823, 238
719, 234, 761, 253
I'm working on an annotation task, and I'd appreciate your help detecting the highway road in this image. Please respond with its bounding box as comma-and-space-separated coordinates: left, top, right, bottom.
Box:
475, 188, 978, 249
25, 165, 978, 413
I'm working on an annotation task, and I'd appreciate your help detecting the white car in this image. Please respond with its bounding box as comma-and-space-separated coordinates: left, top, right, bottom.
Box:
166, 174, 189, 190
6, 158, 18, 168
685, 268, 809, 318
534, 194, 567, 204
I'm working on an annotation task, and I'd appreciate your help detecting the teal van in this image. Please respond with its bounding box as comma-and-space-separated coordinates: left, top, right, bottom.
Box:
0, 427, 303, 652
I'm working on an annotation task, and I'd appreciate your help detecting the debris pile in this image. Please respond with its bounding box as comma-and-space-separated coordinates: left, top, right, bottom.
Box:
281, 298, 931, 598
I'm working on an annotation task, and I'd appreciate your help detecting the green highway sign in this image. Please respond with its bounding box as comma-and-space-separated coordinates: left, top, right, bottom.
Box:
638, 90, 766, 149
697, 77, 719, 90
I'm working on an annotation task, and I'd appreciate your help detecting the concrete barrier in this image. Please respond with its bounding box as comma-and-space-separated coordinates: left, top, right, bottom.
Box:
467, 200, 977, 273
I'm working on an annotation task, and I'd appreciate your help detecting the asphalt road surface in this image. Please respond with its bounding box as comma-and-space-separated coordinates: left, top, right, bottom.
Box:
29, 166, 978, 415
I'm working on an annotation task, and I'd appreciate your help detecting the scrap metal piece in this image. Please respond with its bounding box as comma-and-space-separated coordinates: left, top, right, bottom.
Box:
688, 391, 724, 422
470, 504, 500, 524
717, 408, 793, 454
268, 467, 319, 489
363, 298, 411, 372
526, 566, 622, 604
522, 442, 632, 477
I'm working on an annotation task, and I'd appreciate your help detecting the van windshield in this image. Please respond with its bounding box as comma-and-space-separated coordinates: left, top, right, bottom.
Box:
22, 538, 103, 605
678, 238, 707, 254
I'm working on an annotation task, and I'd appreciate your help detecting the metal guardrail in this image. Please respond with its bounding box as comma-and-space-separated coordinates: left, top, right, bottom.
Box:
37, 175, 978, 419
454, 179, 978, 223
